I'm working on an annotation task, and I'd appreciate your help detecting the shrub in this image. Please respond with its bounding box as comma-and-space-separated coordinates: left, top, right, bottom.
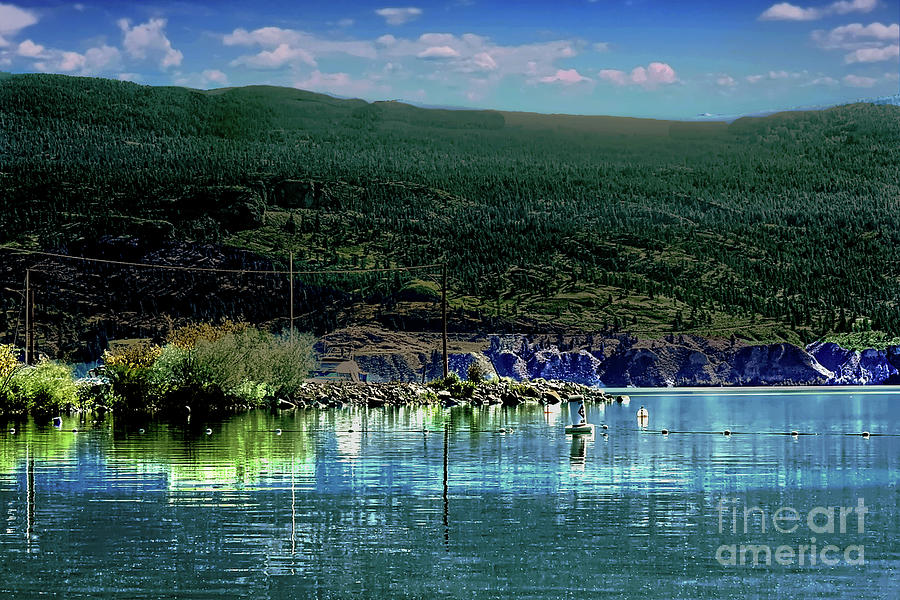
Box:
192, 328, 315, 403
167, 320, 249, 350
467, 361, 488, 384
428, 372, 478, 399
0, 344, 22, 401
103, 342, 163, 369
5, 361, 78, 414
150, 327, 316, 412
102, 342, 165, 411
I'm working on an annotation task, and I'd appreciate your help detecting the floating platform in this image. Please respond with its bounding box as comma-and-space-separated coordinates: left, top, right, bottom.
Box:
565, 423, 595, 435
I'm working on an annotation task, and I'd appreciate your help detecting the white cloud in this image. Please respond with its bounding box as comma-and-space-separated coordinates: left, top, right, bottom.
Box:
538, 68, 590, 85
716, 74, 737, 87
418, 33, 456, 46
202, 69, 228, 85
598, 69, 628, 86
231, 43, 316, 69
760, 0, 877, 21
470, 52, 497, 71
337, 18, 355, 28
16, 39, 44, 58
632, 62, 678, 87
812, 22, 899, 49
118, 18, 182, 69
0, 34, 8, 48
745, 70, 806, 83
33, 44, 120, 75
843, 73, 878, 86
376, 34, 397, 46
760, 2, 821, 21
830, 0, 879, 15
378, 33, 582, 80
117, 72, 141, 82
598, 62, 678, 89
886, 71, 899, 81
294, 69, 387, 97
0, 3, 38, 34
224, 26, 376, 71
375, 7, 423, 26
807, 75, 840, 85
844, 43, 899, 62
593, 42, 610, 52
417, 45, 460, 59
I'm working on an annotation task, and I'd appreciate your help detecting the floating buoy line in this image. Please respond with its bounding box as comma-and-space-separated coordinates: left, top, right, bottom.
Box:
634, 429, 898, 437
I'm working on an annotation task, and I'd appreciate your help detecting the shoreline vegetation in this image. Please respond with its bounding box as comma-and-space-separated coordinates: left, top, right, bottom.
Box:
0, 321, 616, 419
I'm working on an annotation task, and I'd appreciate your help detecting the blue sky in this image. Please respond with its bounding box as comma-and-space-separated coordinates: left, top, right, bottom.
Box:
0, 0, 897, 118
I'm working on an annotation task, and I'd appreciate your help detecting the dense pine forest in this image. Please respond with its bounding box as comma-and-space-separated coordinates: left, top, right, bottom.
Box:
2, 72, 899, 351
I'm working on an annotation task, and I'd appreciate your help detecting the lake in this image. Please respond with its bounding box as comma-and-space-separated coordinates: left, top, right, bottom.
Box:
1, 387, 897, 598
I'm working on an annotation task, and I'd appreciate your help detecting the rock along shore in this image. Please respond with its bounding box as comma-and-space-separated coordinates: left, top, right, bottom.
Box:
283, 379, 618, 409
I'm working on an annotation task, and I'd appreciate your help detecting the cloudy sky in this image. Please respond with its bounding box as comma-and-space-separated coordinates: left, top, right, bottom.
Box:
0, 0, 897, 118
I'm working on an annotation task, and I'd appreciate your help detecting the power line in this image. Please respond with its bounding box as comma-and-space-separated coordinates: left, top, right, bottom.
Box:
0, 246, 442, 276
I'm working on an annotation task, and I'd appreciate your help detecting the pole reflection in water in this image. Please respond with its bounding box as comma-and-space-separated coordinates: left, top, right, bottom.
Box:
26, 446, 35, 553
291, 454, 296, 559
442, 423, 449, 551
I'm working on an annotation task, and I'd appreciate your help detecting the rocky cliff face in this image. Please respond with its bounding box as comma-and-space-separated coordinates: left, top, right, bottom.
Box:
806, 342, 900, 385
350, 332, 900, 386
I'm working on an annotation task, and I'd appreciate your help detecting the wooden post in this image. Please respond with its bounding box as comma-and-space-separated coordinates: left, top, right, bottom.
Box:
24, 269, 30, 365
442, 263, 448, 379
289, 251, 294, 343
28, 280, 34, 363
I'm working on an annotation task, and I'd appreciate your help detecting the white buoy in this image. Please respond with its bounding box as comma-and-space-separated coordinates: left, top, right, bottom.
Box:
565, 394, 594, 435
637, 406, 649, 428
791, 430, 799, 437
661, 428, 669, 435
275, 429, 282, 435
861, 431, 870, 439
8, 428, 14, 434
205, 428, 212, 435
52, 417, 62, 428
138, 428, 145, 434
723, 429, 731, 436
601, 424, 608, 430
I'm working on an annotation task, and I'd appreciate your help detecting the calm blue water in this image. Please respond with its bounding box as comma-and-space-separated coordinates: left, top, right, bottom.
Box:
0, 388, 897, 599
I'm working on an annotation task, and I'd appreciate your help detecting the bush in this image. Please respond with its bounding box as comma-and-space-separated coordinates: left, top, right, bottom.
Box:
5, 361, 78, 415
428, 372, 478, 399
167, 320, 249, 350
192, 328, 315, 403
102, 342, 165, 411
467, 361, 488, 384
148, 326, 317, 412
0, 344, 22, 401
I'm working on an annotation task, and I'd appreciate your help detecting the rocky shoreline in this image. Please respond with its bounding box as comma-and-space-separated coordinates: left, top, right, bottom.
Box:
322, 327, 900, 387
281, 379, 619, 409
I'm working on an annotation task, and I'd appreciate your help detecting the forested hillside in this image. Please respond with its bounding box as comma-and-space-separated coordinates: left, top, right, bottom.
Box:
2, 72, 899, 348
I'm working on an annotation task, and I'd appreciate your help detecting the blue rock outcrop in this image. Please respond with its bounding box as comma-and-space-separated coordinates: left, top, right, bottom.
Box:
350, 330, 899, 386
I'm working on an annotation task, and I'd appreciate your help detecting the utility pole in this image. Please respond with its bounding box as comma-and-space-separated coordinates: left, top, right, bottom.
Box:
28, 278, 34, 363
289, 251, 294, 343
442, 263, 448, 379
24, 269, 31, 365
